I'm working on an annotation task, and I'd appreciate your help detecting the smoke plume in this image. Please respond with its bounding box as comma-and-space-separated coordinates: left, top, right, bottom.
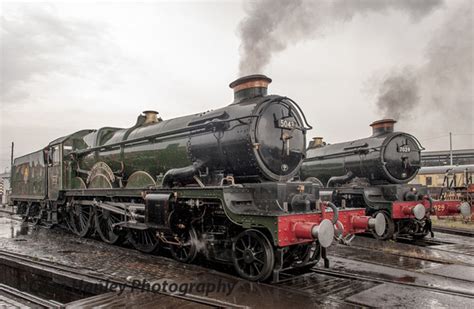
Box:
375, 1, 473, 147
375, 67, 419, 120
238, 0, 443, 75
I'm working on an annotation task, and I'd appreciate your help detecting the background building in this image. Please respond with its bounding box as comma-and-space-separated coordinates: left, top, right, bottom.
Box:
0, 171, 10, 205
411, 150, 474, 203
421, 149, 474, 167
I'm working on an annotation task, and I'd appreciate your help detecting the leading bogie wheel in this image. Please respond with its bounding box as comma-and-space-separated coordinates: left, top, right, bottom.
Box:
232, 229, 275, 281
170, 228, 198, 263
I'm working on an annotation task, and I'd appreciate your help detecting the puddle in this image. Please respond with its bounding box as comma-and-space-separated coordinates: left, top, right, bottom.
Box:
0, 217, 33, 239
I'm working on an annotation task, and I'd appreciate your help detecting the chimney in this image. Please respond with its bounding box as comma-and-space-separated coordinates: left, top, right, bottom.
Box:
143, 110, 159, 125
370, 119, 396, 136
309, 137, 324, 149
229, 74, 272, 103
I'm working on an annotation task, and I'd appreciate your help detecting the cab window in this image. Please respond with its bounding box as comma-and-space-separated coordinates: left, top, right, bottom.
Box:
47, 145, 60, 166
63, 145, 73, 156
53, 146, 60, 163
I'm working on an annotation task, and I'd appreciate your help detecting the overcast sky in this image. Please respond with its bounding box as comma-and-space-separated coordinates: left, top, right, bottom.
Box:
1, 0, 473, 172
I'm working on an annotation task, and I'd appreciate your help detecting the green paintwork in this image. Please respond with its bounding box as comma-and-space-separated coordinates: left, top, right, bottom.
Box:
11, 150, 46, 200
171, 187, 280, 246
71, 177, 86, 189
88, 174, 113, 189
58, 130, 95, 191
48, 144, 62, 200
75, 136, 191, 189
126, 171, 156, 188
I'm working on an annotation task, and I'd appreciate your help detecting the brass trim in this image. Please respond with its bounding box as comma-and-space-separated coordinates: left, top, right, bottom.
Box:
313, 137, 324, 147
370, 119, 396, 129
232, 80, 270, 92
143, 110, 159, 124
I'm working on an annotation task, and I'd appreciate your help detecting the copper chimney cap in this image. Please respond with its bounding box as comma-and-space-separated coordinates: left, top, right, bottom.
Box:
229, 74, 272, 103
370, 119, 396, 136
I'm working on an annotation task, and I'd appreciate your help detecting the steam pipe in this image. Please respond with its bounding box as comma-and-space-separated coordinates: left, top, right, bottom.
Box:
162, 160, 204, 188
326, 171, 354, 188
323, 201, 339, 224
426, 195, 434, 214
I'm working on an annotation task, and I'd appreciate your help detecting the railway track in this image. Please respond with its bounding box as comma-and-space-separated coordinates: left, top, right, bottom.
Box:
0, 249, 236, 308
394, 235, 453, 246
347, 236, 474, 267
306, 266, 474, 299
433, 226, 474, 237
274, 259, 474, 306
0, 283, 63, 308
2, 216, 473, 308
276, 233, 474, 303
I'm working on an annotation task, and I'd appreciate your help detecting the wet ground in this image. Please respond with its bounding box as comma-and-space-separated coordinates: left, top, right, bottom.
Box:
0, 213, 473, 308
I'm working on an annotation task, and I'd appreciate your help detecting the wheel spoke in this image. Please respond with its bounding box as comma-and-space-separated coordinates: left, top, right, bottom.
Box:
107, 217, 113, 229
80, 215, 86, 231
250, 237, 257, 250
238, 239, 245, 250
69, 205, 92, 237
252, 262, 261, 274
254, 257, 265, 265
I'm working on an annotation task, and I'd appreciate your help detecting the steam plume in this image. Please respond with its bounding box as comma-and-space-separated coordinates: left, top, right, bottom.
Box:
375, 0, 473, 148
238, 0, 443, 75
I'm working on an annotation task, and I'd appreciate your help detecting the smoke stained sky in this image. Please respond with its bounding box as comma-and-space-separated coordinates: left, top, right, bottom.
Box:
237, 0, 444, 75
0, 0, 473, 172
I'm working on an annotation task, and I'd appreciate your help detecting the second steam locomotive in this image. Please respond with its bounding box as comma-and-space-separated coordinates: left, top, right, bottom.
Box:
301, 119, 470, 240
